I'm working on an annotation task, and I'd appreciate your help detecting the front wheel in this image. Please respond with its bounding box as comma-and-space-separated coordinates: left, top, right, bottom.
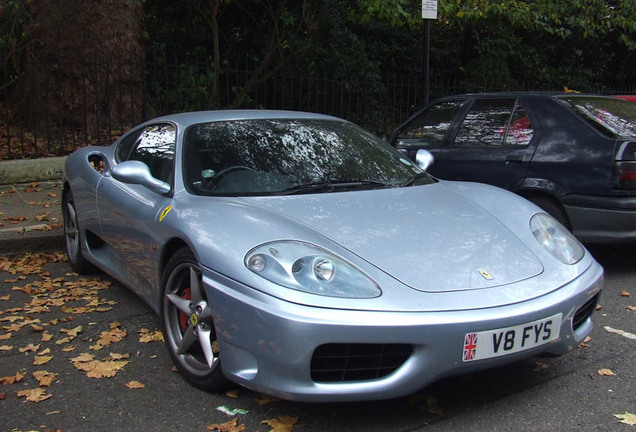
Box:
161, 248, 229, 391
63, 190, 92, 274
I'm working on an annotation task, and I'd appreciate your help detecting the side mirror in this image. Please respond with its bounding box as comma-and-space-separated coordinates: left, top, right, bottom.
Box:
111, 160, 171, 195
415, 149, 435, 171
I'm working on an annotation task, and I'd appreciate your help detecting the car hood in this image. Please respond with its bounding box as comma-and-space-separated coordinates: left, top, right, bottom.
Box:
244, 183, 543, 293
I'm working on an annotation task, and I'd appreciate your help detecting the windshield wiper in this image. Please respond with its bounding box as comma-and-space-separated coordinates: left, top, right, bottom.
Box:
280, 180, 390, 195
401, 172, 431, 187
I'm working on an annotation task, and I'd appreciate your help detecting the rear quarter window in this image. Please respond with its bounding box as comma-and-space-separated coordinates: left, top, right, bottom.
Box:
557, 96, 636, 138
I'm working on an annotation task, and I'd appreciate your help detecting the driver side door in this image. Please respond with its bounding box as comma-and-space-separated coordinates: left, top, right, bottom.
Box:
97, 123, 176, 296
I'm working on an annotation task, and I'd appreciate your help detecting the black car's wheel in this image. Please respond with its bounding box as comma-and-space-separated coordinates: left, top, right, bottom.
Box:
161, 248, 229, 391
63, 190, 92, 274
528, 195, 571, 231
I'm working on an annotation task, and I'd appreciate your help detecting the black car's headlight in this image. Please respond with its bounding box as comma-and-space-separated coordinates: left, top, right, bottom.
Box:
245, 241, 381, 298
531, 213, 584, 265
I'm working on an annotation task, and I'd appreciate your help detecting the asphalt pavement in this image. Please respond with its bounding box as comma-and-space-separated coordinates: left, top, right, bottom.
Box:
0, 158, 635, 432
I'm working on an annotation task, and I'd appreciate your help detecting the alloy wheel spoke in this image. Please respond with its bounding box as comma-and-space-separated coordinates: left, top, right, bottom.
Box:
177, 324, 198, 355
197, 326, 215, 368
189, 267, 204, 305
166, 293, 192, 315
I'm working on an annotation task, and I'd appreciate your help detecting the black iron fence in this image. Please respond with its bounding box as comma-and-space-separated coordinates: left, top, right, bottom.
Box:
2, 58, 634, 159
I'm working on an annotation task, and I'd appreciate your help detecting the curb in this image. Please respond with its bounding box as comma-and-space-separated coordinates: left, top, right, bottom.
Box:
0, 232, 65, 254
0, 156, 67, 185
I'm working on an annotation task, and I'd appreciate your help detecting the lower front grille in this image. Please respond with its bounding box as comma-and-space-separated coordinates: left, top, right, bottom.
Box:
310, 343, 413, 383
573, 293, 600, 331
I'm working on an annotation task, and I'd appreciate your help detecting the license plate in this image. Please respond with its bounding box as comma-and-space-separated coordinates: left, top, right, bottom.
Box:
462, 313, 562, 362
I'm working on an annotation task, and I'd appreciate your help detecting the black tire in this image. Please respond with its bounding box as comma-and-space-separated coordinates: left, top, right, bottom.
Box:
63, 190, 93, 274
528, 195, 571, 230
161, 248, 229, 391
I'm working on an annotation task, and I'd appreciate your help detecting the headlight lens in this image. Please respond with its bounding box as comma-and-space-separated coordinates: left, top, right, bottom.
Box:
245, 241, 381, 298
530, 213, 584, 265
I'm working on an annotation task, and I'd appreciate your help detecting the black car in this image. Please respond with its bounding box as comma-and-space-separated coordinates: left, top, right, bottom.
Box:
389, 92, 636, 243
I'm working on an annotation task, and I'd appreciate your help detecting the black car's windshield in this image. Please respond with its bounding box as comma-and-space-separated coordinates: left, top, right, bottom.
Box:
557, 96, 636, 138
184, 118, 431, 196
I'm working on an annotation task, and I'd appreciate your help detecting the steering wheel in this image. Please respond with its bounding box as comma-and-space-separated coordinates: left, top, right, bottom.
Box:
206, 166, 254, 190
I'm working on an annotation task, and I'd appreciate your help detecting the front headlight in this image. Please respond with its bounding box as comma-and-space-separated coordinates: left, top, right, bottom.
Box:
530, 213, 584, 265
245, 241, 381, 298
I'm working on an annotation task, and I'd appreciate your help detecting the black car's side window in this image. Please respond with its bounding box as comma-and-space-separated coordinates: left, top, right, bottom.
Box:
127, 123, 176, 183
397, 100, 465, 148
453, 99, 533, 147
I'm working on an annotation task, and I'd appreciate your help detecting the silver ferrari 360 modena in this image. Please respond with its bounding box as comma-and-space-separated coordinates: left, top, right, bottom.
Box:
63, 110, 603, 402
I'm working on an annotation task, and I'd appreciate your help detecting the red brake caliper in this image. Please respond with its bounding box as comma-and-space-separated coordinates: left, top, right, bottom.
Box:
179, 287, 191, 331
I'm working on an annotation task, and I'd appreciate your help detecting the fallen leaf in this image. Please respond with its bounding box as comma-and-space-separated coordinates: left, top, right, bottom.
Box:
19, 343, 40, 353
33, 370, 58, 387
208, 418, 247, 432
605, 326, 636, 340
614, 412, 636, 426
0, 295, 9, 300
17, 387, 52, 403
139, 328, 164, 343
598, 368, 616, 376
534, 362, 549, 372
0, 371, 25, 385
0, 391, 6, 400
225, 389, 240, 398
72, 358, 129, 378
255, 394, 281, 406
0, 345, 12, 351
33, 355, 54, 366
261, 416, 298, 432
41, 331, 53, 342
620, 290, 631, 297
125, 380, 145, 389
626, 306, 636, 312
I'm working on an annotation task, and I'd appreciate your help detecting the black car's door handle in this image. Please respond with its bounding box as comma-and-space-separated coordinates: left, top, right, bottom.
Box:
505, 154, 524, 163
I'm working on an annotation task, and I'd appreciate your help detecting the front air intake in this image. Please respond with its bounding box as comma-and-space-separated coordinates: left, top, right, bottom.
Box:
310, 343, 412, 383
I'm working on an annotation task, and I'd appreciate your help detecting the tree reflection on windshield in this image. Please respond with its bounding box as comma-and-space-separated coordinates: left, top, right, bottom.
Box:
184, 119, 428, 195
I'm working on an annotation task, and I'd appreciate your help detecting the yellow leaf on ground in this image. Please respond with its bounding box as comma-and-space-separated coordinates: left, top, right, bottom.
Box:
73, 359, 129, 378
125, 380, 145, 389
33, 355, 54, 366
41, 331, 53, 342
255, 394, 281, 406
139, 328, 164, 343
33, 370, 58, 387
207, 418, 247, 432
19, 343, 40, 353
614, 412, 636, 426
0, 345, 12, 351
17, 387, 52, 403
225, 389, 240, 398
0, 371, 25, 385
626, 306, 636, 312
261, 416, 298, 432
620, 290, 631, 297
598, 368, 616, 376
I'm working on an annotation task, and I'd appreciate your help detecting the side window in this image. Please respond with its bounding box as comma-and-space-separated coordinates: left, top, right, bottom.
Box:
397, 100, 465, 148
454, 99, 517, 147
128, 123, 176, 183
505, 101, 534, 146
115, 128, 144, 162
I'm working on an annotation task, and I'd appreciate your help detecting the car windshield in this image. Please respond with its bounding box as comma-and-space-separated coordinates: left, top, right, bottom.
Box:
183, 118, 431, 196
557, 96, 636, 138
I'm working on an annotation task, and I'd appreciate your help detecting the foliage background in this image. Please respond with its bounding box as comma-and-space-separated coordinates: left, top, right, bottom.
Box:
1, 0, 635, 156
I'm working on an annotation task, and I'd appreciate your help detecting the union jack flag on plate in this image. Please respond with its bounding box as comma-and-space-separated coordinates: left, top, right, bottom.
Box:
463, 332, 478, 362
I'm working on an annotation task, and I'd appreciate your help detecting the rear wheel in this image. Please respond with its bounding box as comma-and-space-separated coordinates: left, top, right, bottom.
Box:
63, 190, 92, 274
161, 248, 229, 391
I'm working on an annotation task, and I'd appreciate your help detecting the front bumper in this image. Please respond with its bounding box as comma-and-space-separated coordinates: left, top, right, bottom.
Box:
203, 261, 603, 402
